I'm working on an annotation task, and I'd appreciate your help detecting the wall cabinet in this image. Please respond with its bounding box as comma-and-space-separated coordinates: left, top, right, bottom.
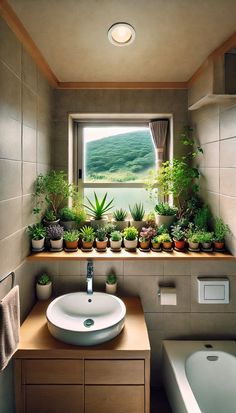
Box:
14, 298, 150, 413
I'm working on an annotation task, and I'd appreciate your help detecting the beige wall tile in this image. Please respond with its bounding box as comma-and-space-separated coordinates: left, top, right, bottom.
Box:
220, 105, 236, 140
123, 275, 163, 312
163, 260, 191, 276
0, 230, 23, 275
53, 140, 68, 167
22, 194, 36, 227
220, 168, 236, 197
194, 115, 219, 145
53, 275, 82, 296
23, 162, 37, 195
190, 313, 236, 338
203, 141, 219, 168
15, 261, 36, 322
81, 260, 123, 276
58, 261, 81, 276
0, 116, 21, 160
124, 260, 163, 276
0, 197, 22, 239
0, 18, 21, 77
144, 312, 163, 331
37, 128, 52, 165
23, 124, 37, 162
191, 259, 236, 276
199, 190, 220, 217
22, 85, 37, 129
200, 167, 219, 193
22, 48, 37, 93
0, 61, 21, 122
220, 137, 236, 167
219, 195, 236, 240
162, 313, 191, 337
0, 159, 21, 201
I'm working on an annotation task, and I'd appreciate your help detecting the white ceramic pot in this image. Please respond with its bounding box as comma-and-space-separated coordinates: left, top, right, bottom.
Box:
130, 220, 146, 233
32, 238, 45, 250
105, 282, 117, 295
155, 214, 176, 228
124, 238, 138, 249
110, 239, 122, 249
188, 241, 199, 250
50, 238, 63, 249
36, 282, 52, 301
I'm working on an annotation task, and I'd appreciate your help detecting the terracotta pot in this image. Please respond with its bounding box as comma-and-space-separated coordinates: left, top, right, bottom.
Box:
65, 240, 78, 249
82, 240, 94, 249
151, 241, 161, 249
36, 282, 52, 301
124, 238, 138, 249
214, 241, 225, 250
162, 241, 172, 249
110, 239, 122, 249
50, 238, 63, 249
188, 241, 199, 250
174, 239, 185, 250
139, 239, 150, 249
96, 238, 108, 250
32, 237, 45, 250
105, 282, 117, 295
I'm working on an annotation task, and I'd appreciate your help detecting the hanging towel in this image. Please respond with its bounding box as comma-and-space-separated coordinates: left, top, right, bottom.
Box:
0, 285, 20, 371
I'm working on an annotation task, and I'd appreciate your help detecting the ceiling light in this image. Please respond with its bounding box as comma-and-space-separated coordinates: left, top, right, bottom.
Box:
108, 23, 135, 46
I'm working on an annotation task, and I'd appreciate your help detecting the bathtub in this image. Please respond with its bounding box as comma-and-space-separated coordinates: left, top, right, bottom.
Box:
163, 340, 236, 413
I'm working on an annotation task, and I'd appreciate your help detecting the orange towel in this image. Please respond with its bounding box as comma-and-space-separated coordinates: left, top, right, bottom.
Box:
0, 285, 20, 370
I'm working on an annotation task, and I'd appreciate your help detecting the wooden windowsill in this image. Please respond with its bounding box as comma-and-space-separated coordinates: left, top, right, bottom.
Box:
27, 249, 235, 261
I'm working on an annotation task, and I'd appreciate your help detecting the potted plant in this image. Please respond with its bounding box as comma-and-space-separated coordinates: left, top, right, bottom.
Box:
72, 191, 87, 228
158, 233, 172, 250
129, 203, 145, 232
110, 230, 122, 250
113, 208, 129, 231
27, 223, 46, 251
198, 231, 214, 250
79, 225, 95, 250
213, 217, 230, 250
36, 273, 52, 301
187, 233, 202, 251
154, 202, 178, 228
139, 227, 156, 250
123, 226, 138, 250
194, 204, 212, 231
96, 227, 108, 251
151, 235, 161, 251
105, 273, 117, 295
84, 192, 114, 228
171, 224, 186, 250
59, 207, 76, 230
46, 224, 64, 250
33, 170, 74, 222
63, 230, 80, 251
43, 208, 60, 226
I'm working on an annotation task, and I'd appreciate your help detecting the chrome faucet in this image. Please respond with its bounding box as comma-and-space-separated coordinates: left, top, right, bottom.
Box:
86, 261, 93, 295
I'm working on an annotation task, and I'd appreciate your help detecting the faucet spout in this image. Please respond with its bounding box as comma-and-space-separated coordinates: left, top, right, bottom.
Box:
87, 261, 93, 295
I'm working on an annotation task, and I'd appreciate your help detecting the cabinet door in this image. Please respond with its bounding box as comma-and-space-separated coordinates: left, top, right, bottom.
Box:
85, 385, 144, 413
26, 385, 83, 413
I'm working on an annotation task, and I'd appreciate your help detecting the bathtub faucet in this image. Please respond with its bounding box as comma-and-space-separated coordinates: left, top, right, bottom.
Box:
86, 261, 93, 295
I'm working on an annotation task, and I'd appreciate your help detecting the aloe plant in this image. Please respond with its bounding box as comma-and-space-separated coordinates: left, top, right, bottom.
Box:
84, 192, 114, 220
129, 203, 145, 221
113, 208, 127, 221
79, 225, 95, 242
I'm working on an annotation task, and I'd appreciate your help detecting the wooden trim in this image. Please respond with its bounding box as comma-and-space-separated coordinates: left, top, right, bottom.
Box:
188, 31, 236, 87
0, 1, 58, 87
27, 249, 235, 261
58, 81, 187, 90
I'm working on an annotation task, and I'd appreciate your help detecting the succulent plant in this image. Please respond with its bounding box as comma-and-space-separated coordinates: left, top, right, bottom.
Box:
110, 230, 122, 241
37, 273, 51, 285
171, 224, 185, 241
154, 202, 178, 216
27, 223, 46, 240
113, 208, 127, 221
46, 224, 64, 240
104, 223, 116, 235
96, 227, 107, 241
84, 192, 114, 220
157, 233, 172, 243
106, 273, 117, 285
129, 203, 145, 221
79, 225, 95, 242
123, 226, 138, 241
139, 227, 156, 242
63, 230, 80, 242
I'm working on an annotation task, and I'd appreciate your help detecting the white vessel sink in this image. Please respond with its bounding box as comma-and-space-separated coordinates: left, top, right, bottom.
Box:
46, 292, 126, 346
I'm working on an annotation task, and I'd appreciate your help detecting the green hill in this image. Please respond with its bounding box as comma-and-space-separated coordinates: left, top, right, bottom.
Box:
85, 130, 155, 182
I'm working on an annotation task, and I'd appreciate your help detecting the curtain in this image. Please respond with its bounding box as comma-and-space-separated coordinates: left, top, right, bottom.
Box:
149, 119, 169, 168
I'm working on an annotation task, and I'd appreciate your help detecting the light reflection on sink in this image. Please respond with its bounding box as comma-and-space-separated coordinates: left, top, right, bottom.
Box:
46, 292, 126, 346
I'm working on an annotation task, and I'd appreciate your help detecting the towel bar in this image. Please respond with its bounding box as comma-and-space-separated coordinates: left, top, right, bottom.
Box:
0, 272, 15, 289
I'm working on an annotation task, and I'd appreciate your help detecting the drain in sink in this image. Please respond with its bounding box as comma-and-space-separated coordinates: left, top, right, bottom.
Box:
84, 318, 94, 328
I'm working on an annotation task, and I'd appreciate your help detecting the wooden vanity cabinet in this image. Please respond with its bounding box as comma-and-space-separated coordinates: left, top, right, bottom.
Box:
14, 298, 150, 413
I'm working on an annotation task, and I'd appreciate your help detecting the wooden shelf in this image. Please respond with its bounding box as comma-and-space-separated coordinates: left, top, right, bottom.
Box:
188, 94, 236, 110
27, 249, 235, 261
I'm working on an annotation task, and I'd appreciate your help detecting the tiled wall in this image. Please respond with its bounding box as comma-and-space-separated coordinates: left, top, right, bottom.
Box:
191, 101, 236, 254
0, 17, 54, 413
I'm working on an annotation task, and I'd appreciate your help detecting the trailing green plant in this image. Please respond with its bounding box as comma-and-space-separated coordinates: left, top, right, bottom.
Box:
214, 217, 230, 242
27, 223, 46, 240
129, 203, 145, 221
104, 223, 116, 235
63, 230, 80, 242
84, 192, 114, 220
44, 208, 57, 222
194, 204, 212, 231
33, 170, 74, 218
154, 202, 178, 216
96, 227, 107, 241
106, 273, 117, 285
157, 233, 172, 243
171, 224, 185, 241
113, 208, 127, 221
59, 207, 76, 222
110, 231, 122, 241
37, 273, 51, 285
198, 231, 214, 244
79, 225, 95, 242
139, 227, 156, 241
146, 126, 203, 216
123, 226, 138, 241
46, 224, 64, 240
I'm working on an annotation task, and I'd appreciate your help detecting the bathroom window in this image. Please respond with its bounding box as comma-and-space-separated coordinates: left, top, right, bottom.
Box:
76, 122, 158, 210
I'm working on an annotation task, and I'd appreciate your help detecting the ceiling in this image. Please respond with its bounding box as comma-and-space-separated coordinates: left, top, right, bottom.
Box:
7, 0, 236, 83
